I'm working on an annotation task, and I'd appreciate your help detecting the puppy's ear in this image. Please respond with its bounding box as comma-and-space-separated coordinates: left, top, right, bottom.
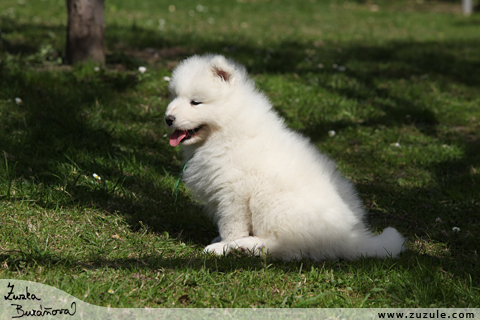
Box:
210, 56, 235, 84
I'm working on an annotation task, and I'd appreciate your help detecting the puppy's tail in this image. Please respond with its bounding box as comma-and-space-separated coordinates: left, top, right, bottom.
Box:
359, 227, 405, 259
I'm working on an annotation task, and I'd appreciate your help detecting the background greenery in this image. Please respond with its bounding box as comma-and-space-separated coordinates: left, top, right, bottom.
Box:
0, 0, 479, 308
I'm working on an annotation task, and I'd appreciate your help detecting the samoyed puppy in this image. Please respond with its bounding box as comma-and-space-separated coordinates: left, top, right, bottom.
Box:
165, 54, 405, 261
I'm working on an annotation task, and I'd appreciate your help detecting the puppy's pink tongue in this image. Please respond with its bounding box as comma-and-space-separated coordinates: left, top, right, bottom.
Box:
169, 130, 187, 147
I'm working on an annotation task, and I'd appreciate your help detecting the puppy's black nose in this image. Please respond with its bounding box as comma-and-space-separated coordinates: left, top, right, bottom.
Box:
165, 115, 175, 127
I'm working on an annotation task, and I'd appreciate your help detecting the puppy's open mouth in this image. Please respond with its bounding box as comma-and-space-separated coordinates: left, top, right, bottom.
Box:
169, 125, 204, 147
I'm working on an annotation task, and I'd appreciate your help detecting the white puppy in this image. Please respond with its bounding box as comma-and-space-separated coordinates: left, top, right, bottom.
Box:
165, 54, 405, 261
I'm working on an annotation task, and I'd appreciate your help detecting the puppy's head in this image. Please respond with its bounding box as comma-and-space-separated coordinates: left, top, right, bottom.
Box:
165, 55, 244, 147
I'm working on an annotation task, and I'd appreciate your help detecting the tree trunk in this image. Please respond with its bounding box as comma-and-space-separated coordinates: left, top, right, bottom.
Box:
66, 0, 105, 65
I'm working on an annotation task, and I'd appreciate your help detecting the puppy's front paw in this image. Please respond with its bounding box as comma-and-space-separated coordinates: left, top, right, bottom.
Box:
203, 242, 230, 255
228, 238, 266, 256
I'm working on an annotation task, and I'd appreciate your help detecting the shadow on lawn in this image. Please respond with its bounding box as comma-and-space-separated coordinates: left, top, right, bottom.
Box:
0, 62, 217, 244
1, 20, 479, 281
1, 248, 477, 307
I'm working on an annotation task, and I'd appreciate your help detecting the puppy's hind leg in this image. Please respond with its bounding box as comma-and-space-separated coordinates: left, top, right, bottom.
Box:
228, 236, 275, 256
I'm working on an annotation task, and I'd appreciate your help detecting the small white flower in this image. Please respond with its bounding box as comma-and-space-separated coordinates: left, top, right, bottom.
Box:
317, 63, 324, 69
391, 142, 400, 147
328, 130, 336, 137
138, 66, 147, 74
196, 5, 207, 12
452, 227, 460, 232
163, 76, 171, 82
442, 144, 450, 148
158, 19, 166, 30
435, 217, 442, 223
94, 66, 100, 72
15, 97, 22, 105
337, 66, 346, 72
108, 289, 114, 294
92, 173, 101, 181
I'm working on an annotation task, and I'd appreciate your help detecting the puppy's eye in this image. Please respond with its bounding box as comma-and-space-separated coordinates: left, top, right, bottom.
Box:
190, 100, 202, 106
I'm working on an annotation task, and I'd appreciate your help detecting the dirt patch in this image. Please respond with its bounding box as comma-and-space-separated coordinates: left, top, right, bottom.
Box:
118, 46, 194, 70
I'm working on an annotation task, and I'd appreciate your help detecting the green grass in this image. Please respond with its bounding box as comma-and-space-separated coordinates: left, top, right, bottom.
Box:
1, 0, 479, 308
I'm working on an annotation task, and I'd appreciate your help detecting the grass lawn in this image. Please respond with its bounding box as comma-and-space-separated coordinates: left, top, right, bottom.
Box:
0, 0, 479, 308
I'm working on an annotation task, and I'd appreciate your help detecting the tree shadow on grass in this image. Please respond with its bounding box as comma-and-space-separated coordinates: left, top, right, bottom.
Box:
1, 244, 478, 307
0, 62, 220, 244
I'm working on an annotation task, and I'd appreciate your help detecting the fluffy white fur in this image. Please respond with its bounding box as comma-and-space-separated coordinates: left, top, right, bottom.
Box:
165, 54, 405, 261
